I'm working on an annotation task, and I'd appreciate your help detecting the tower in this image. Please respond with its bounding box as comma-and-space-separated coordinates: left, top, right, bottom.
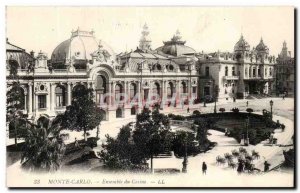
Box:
138, 23, 152, 52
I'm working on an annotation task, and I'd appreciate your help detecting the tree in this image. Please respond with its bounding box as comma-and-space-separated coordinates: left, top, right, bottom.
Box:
21, 115, 66, 172
6, 60, 26, 146
219, 108, 225, 113
100, 124, 146, 171
132, 107, 173, 172
62, 85, 102, 141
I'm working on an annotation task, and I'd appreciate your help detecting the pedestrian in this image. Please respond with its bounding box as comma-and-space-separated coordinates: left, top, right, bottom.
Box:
283, 94, 285, 100
246, 101, 249, 107
202, 162, 207, 175
264, 161, 271, 172
237, 161, 244, 174
74, 137, 79, 148
187, 107, 190, 113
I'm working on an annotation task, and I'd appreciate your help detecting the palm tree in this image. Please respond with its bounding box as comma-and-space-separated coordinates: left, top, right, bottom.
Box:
21, 115, 66, 172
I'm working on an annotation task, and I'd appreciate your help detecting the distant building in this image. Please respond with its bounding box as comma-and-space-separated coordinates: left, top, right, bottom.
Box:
197, 35, 276, 101
275, 41, 294, 96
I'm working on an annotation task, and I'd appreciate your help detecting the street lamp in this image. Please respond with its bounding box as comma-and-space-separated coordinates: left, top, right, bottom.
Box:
270, 100, 274, 120
244, 116, 250, 146
214, 85, 219, 113
182, 132, 188, 173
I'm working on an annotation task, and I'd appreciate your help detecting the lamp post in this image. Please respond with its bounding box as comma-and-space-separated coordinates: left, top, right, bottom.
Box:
182, 132, 188, 173
244, 116, 250, 146
214, 85, 219, 113
270, 100, 274, 120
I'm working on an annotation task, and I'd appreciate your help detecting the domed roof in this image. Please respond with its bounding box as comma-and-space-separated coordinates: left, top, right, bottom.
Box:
155, 30, 196, 57
51, 29, 116, 64
234, 35, 250, 52
6, 39, 35, 69
255, 38, 269, 54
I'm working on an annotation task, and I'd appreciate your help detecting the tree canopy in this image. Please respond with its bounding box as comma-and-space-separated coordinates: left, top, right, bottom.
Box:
62, 85, 102, 141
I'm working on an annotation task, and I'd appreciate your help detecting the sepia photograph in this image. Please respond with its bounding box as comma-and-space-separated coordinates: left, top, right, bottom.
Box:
5, 6, 295, 188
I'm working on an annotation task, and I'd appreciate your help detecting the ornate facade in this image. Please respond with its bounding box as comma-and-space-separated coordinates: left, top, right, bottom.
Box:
6, 26, 199, 121
197, 35, 276, 101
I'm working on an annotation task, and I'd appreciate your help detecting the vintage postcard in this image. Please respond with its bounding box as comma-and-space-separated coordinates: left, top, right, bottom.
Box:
6, 6, 295, 188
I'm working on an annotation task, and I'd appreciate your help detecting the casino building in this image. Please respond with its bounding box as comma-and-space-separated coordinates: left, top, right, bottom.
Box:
6, 25, 199, 121
6, 24, 282, 123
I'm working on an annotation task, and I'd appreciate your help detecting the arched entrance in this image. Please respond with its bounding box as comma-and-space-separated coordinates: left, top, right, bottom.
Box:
116, 107, 123, 118
95, 75, 108, 104
99, 108, 107, 121
131, 106, 137, 115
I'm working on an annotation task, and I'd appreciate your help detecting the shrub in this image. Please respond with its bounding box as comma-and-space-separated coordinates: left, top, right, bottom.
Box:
219, 108, 225, 113
168, 113, 186, 121
193, 110, 201, 116
246, 108, 254, 113
231, 108, 239, 113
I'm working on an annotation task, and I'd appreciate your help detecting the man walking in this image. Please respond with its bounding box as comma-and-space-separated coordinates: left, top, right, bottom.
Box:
187, 107, 190, 113
264, 161, 271, 172
202, 162, 207, 175
246, 101, 249, 107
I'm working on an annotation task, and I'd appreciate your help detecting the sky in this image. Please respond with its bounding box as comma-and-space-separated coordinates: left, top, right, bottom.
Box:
6, 6, 294, 57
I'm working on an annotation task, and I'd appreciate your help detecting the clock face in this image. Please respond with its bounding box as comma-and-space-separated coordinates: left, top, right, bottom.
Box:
75, 51, 80, 57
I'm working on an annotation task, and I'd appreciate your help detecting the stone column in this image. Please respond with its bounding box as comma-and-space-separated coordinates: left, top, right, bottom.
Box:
35, 93, 38, 113
50, 83, 56, 111
137, 80, 141, 105
112, 81, 116, 106
176, 80, 181, 106
28, 82, 33, 114
107, 81, 111, 106
67, 82, 72, 105
124, 81, 127, 104
24, 90, 27, 112
46, 84, 51, 110
256, 66, 259, 78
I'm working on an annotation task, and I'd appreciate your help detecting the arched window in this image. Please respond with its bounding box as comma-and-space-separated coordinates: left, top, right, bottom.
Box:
55, 86, 66, 107
269, 67, 272, 76
167, 82, 174, 98
130, 83, 137, 99
152, 82, 160, 97
225, 66, 228, 76
115, 84, 123, 101
181, 82, 187, 94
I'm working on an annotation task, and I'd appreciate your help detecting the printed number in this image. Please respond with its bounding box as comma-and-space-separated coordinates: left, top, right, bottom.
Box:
34, 179, 40, 184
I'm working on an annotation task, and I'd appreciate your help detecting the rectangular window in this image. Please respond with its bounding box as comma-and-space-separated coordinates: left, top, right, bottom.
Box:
38, 95, 46, 109
232, 67, 236, 76
205, 67, 209, 76
56, 95, 64, 107
253, 68, 256, 77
